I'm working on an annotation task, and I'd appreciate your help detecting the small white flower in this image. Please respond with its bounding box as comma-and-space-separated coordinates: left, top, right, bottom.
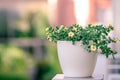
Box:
68, 32, 74, 38
114, 38, 120, 43
45, 27, 49, 31
72, 27, 77, 31
90, 45, 97, 51
60, 25, 64, 29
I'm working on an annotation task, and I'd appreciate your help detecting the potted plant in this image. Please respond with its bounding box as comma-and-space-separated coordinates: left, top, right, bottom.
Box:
46, 24, 119, 77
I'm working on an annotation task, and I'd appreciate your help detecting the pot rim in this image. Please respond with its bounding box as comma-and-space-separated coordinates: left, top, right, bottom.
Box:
57, 41, 98, 53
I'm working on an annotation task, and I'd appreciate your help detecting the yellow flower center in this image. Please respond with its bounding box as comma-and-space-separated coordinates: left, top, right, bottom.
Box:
68, 32, 74, 38
90, 45, 97, 51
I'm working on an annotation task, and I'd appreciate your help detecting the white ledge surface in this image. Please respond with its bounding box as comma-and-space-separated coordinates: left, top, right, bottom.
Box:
52, 74, 104, 80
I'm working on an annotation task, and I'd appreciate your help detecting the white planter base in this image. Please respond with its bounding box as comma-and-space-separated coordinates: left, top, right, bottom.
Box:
52, 74, 104, 80
57, 41, 98, 77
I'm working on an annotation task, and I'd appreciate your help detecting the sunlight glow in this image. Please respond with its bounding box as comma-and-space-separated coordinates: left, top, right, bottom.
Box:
74, 0, 89, 25
48, 0, 58, 24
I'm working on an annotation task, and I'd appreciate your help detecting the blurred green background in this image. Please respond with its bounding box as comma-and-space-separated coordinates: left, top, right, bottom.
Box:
0, 1, 61, 80
0, 0, 117, 80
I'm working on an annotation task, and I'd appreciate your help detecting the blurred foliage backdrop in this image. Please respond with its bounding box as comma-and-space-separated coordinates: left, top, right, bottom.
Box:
0, 1, 61, 80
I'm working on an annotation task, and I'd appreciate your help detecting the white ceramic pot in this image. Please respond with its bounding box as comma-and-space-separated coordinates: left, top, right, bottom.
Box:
57, 41, 98, 77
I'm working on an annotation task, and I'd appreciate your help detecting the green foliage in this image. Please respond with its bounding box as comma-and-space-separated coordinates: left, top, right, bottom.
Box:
0, 44, 34, 80
34, 42, 62, 80
0, 73, 29, 80
34, 12, 50, 38
35, 60, 55, 80
15, 11, 49, 38
46, 42, 62, 73
42, 42, 62, 80
46, 24, 120, 58
0, 10, 8, 38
